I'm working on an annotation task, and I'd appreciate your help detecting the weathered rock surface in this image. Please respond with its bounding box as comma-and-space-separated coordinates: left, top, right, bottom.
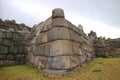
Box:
0, 20, 31, 66
94, 37, 120, 57
0, 8, 120, 74
27, 8, 94, 73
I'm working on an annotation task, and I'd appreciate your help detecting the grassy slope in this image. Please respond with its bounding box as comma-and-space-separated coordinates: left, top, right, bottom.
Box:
0, 58, 120, 80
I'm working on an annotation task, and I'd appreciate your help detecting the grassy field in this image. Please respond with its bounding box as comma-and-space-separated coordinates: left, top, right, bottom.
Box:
0, 58, 120, 80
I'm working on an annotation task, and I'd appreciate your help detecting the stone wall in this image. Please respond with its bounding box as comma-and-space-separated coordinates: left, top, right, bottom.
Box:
27, 8, 95, 73
0, 8, 119, 74
94, 37, 120, 57
0, 19, 31, 66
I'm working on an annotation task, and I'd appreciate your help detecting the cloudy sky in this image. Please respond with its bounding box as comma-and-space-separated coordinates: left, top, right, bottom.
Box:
0, 0, 120, 38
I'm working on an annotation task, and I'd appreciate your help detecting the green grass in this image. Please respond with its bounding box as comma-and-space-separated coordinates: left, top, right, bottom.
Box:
0, 58, 120, 80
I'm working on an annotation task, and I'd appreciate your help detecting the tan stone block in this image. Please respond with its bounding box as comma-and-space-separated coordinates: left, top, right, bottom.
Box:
48, 27, 70, 41
52, 8, 65, 18
46, 56, 70, 70
38, 56, 48, 69
39, 32, 48, 44
70, 56, 80, 68
52, 18, 68, 27
27, 52, 34, 64
79, 54, 87, 64
50, 40, 72, 56
69, 30, 81, 42
34, 56, 40, 66
0, 31, 6, 38
38, 18, 52, 32
35, 43, 50, 56
72, 42, 79, 55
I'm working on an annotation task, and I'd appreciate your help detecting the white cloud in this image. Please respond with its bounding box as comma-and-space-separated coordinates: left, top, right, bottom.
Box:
66, 14, 120, 38
8, 0, 51, 19
0, 0, 119, 38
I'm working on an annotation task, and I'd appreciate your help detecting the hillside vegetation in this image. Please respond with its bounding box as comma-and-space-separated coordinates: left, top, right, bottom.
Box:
0, 58, 120, 80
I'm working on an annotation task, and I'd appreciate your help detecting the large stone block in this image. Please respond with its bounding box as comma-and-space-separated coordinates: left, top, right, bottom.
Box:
0, 60, 5, 66
37, 18, 52, 33
0, 46, 8, 54
0, 31, 6, 38
7, 54, 14, 60
20, 41, 26, 46
52, 18, 68, 27
73, 26, 82, 35
52, 8, 65, 18
71, 42, 83, 55
6, 60, 16, 65
39, 32, 48, 44
79, 54, 87, 64
18, 46, 24, 53
86, 52, 92, 61
29, 45, 36, 52
12, 33, 19, 41
35, 43, 50, 56
0, 55, 6, 60
50, 40, 72, 56
69, 30, 81, 43
6, 32, 12, 39
3, 39, 11, 46
0, 39, 3, 45
9, 44, 18, 54
38, 56, 48, 68
27, 52, 34, 64
70, 56, 80, 68
15, 54, 25, 64
33, 56, 40, 66
46, 56, 70, 70
42, 18, 52, 32
48, 27, 70, 41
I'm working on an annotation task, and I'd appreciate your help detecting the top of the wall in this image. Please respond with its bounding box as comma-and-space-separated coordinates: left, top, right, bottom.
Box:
0, 19, 31, 33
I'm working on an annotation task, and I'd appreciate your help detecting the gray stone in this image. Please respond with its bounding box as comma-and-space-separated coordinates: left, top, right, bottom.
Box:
6, 60, 15, 65
0, 31, 6, 38
12, 33, 19, 41
46, 56, 70, 70
33, 56, 40, 66
44, 69, 67, 74
72, 42, 79, 54
6, 32, 12, 38
48, 27, 70, 41
69, 30, 81, 42
39, 32, 48, 44
38, 56, 48, 69
27, 52, 34, 64
50, 40, 72, 56
3, 39, 11, 46
70, 56, 80, 68
15, 54, 25, 61
0, 46, 8, 54
52, 18, 68, 27
0, 55, 6, 60
0, 39, 3, 45
79, 54, 87, 64
41, 17, 52, 32
9, 45, 18, 54
35, 43, 50, 56
52, 8, 65, 18
7, 55, 14, 60
18, 46, 24, 53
